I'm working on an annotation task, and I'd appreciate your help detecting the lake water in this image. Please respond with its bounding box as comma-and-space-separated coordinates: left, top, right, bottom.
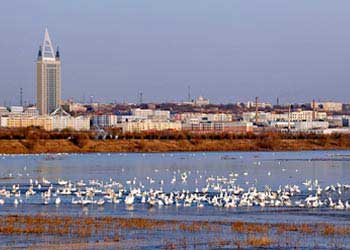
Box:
1, 151, 350, 249
0, 151, 350, 221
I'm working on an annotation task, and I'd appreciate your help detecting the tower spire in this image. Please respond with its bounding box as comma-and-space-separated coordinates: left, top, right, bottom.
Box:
37, 46, 42, 60
55, 46, 60, 59
42, 28, 55, 59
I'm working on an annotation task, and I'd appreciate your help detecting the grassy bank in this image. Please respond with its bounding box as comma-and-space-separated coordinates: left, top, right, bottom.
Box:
0, 137, 350, 154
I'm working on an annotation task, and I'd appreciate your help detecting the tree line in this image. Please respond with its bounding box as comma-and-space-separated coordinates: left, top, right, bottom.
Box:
0, 126, 348, 142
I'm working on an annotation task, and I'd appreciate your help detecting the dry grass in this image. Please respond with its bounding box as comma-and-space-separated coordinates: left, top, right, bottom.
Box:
232, 221, 269, 234
0, 215, 349, 249
322, 224, 350, 236
1, 137, 350, 154
245, 236, 274, 247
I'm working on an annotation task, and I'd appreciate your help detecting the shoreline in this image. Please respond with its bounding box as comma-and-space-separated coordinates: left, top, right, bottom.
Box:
0, 138, 350, 154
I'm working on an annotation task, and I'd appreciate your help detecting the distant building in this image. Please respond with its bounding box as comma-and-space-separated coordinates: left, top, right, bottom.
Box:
116, 121, 181, 133
316, 102, 343, 112
194, 96, 210, 106
205, 113, 232, 122
23, 107, 39, 117
174, 112, 232, 123
2, 108, 90, 131
117, 115, 144, 123
294, 121, 329, 131
173, 112, 204, 122
131, 108, 170, 121
327, 115, 350, 128
9, 106, 24, 114
62, 102, 87, 113
342, 103, 350, 112
246, 101, 272, 109
243, 110, 327, 123
182, 122, 253, 133
182, 121, 253, 133
323, 128, 350, 134
36, 28, 61, 115
0, 107, 9, 117
91, 114, 118, 128
3, 115, 90, 131
243, 112, 271, 123
51, 115, 90, 131
288, 110, 326, 122
5, 116, 53, 130
131, 108, 154, 118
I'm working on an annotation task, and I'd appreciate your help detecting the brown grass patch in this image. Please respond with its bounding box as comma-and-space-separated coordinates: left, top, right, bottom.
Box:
245, 236, 274, 247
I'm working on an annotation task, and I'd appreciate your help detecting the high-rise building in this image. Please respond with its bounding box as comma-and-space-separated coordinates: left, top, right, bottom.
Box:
36, 28, 61, 115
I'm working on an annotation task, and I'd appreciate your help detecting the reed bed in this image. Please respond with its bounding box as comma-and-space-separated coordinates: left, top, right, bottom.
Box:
0, 215, 349, 249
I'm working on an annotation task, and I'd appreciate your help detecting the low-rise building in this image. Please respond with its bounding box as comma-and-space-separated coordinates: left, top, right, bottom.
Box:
131, 108, 170, 121
205, 113, 232, 122
316, 102, 343, 112
52, 116, 90, 131
194, 96, 210, 106
63, 102, 88, 113
0, 107, 9, 117
117, 115, 144, 123
91, 114, 118, 127
23, 107, 39, 117
174, 112, 232, 123
116, 121, 182, 133
182, 121, 253, 133
294, 121, 329, 131
6, 116, 53, 130
9, 106, 24, 114
243, 112, 272, 123
246, 101, 272, 109
2, 108, 90, 131
323, 128, 350, 134
243, 110, 327, 123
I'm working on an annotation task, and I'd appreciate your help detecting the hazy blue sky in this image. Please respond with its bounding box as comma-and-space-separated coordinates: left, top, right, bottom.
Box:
1, 0, 350, 105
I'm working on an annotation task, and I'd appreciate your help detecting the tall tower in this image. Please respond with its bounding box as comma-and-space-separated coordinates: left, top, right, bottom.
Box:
36, 28, 61, 115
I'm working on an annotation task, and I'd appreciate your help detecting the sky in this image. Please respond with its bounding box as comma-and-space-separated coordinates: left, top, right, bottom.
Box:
1, 0, 350, 105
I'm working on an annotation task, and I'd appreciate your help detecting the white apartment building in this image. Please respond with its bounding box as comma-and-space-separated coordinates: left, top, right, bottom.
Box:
294, 121, 329, 131
131, 109, 170, 121
175, 112, 232, 123
116, 121, 182, 133
206, 113, 232, 122
246, 101, 272, 109
243, 110, 327, 123
153, 110, 171, 120
291, 110, 326, 121
316, 102, 343, 112
131, 108, 154, 118
242, 112, 272, 123
1, 108, 90, 131
91, 114, 118, 127
0, 107, 9, 117
52, 116, 90, 131
9, 106, 24, 114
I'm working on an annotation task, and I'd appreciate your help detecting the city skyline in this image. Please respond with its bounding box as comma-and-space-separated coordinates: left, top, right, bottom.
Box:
1, 1, 350, 105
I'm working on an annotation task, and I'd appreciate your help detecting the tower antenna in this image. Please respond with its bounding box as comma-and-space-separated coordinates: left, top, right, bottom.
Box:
255, 96, 259, 124
139, 92, 143, 104
20, 88, 23, 107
